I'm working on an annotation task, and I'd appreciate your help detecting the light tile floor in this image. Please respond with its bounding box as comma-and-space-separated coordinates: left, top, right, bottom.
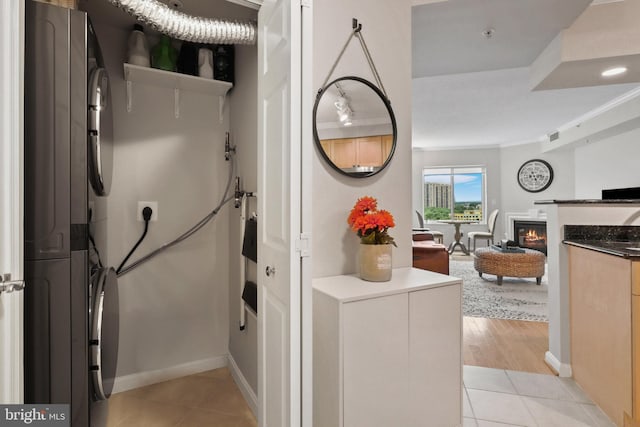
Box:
463, 366, 616, 427
107, 365, 616, 427
106, 368, 257, 427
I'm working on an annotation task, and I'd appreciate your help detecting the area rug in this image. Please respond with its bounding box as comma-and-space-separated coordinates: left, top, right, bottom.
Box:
450, 259, 548, 322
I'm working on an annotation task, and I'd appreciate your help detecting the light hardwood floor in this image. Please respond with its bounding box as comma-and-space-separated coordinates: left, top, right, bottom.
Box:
106, 368, 257, 427
463, 316, 554, 375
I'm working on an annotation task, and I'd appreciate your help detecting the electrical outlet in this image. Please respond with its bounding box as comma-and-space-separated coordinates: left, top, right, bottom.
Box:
137, 201, 158, 222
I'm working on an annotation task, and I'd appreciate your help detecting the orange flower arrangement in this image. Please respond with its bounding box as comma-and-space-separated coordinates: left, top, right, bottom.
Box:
347, 196, 396, 246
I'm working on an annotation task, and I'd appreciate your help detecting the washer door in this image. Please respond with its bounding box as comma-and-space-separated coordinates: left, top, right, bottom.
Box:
90, 267, 119, 401
88, 67, 113, 197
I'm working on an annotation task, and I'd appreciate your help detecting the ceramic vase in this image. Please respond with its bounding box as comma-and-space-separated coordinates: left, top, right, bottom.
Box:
359, 243, 392, 282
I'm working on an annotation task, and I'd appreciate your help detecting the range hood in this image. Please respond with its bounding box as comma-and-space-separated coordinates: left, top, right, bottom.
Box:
530, 0, 640, 90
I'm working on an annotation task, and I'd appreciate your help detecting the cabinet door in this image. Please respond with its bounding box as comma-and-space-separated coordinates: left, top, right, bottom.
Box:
355, 136, 383, 167
320, 139, 333, 160
342, 293, 409, 427
409, 285, 462, 427
569, 246, 632, 427
381, 134, 393, 161
25, 3, 71, 261
634, 294, 640, 420
633, 262, 640, 420
331, 138, 357, 168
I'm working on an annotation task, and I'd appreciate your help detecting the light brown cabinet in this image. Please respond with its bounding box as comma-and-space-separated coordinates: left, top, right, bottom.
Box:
634, 262, 640, 422
381, 134, 393, 159
320, 134, 393, 169
568, 246, 638, 426
330, 138, 357, 168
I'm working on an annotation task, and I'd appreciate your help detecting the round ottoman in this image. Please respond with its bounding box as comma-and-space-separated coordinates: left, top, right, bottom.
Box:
473, 247, 545, 286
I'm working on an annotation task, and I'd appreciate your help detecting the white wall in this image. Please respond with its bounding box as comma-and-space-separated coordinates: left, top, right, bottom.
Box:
411, 142, 576, 246
574, 127, 640, 198
228, 41, 258, 395
500, 142, 575, 234
317, 124, 392, 140
94, 22, 232, 379
312, 0, 413, 278
412, 147, 502, 246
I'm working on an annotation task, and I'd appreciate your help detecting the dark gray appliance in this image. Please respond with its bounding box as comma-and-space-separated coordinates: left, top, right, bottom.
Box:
24, 2, 118, 426
602, 186, 640, 200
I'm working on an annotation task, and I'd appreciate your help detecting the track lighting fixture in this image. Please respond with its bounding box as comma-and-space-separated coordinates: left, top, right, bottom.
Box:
334, 93, 354, 126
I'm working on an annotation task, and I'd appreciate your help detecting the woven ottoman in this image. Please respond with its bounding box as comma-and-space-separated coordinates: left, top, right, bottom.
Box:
473, 247, 545, 286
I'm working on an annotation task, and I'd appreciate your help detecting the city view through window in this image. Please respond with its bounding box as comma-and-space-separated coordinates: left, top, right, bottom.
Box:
422, 167, 485, 222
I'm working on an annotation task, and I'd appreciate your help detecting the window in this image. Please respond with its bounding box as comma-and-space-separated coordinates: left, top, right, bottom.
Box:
422, 166, 486, 222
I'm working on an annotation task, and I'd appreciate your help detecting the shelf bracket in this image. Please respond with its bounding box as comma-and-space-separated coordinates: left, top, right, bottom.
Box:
126, 80, 133, 113
174, 88, 180, 118
218, 95, 225, 123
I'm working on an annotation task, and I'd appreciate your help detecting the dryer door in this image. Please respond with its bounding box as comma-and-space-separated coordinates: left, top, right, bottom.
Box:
88, 67, 113, 197
90, 267, 119, 400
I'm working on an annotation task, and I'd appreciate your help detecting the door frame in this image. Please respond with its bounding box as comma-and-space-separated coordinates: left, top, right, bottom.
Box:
300, 1, 313, 425
0, 0, 25, 404
256, 0, 312, 425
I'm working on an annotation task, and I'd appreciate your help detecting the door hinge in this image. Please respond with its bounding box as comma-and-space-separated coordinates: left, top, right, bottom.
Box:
0, 273, 25, 295
296, 233, 311, 258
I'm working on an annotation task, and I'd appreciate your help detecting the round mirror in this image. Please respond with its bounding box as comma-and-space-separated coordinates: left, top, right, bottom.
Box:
313, 76, 397, 177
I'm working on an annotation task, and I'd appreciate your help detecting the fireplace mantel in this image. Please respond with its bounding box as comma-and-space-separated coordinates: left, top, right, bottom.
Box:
505, 210, 548, 240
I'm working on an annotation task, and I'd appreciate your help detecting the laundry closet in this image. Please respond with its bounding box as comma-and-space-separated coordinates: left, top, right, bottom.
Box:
66, 0, 258, 423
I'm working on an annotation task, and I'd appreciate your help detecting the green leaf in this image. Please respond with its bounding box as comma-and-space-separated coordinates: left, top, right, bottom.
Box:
360, 232, 377, 245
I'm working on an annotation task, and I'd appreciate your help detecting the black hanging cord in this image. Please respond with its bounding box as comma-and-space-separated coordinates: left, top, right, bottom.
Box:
89, 232, 104, 269
88, 207, 104, 269
116, 207, 152, 275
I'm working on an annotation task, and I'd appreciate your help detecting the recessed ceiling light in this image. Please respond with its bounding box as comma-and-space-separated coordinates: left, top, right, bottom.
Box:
601, 66, 628, 77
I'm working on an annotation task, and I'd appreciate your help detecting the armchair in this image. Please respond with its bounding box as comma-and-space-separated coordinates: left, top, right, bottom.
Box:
467, 209, 499, 252
415, 210, 444, 244
412, 233, 449, 275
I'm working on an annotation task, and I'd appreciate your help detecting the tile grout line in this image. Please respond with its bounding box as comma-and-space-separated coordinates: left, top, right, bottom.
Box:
503, 369, 602, 427
465, 366, 615, 427
463, 385, 477, 420
471, 368, 539, 427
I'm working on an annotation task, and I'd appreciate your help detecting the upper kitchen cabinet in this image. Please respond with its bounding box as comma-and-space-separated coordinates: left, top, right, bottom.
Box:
320, 134, 393, 172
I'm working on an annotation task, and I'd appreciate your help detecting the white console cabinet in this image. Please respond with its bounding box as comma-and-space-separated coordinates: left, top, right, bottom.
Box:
313, 267, 462, 427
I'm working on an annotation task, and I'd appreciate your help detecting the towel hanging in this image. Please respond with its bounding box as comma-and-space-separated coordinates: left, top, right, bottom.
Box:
242, 217, 257, 263
242, 281, 258, 314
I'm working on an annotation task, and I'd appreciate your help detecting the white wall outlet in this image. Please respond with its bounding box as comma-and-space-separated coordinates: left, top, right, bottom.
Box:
137, 201, 158, 222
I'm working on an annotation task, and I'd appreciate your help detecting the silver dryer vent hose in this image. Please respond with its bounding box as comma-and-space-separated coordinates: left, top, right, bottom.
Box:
105, 0, 257, 45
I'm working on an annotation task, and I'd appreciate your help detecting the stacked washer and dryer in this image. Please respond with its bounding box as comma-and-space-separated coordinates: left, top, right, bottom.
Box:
25, 2, 119, 426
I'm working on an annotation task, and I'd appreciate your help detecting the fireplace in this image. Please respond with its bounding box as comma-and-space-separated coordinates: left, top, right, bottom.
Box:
513, 220, 547, 255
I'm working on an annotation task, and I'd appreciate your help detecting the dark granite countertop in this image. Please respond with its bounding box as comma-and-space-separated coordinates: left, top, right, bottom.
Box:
563, 225, 640, 258
535, 199, 640, 205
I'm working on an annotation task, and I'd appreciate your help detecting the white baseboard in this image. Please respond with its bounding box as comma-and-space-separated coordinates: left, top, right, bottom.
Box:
228, 353, 258, 416
112, 355, 228, 394
545, 351, 573, 377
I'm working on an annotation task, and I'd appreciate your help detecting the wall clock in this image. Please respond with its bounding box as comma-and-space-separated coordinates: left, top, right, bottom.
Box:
517, 159, 554, 193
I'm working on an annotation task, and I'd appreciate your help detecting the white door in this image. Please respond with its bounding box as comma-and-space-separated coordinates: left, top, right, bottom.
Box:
257, 0, 303, 425
0, 0, 25, 404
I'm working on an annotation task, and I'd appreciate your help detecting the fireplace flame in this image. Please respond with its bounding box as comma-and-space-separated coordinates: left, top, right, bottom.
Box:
524, 229, 545, 243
